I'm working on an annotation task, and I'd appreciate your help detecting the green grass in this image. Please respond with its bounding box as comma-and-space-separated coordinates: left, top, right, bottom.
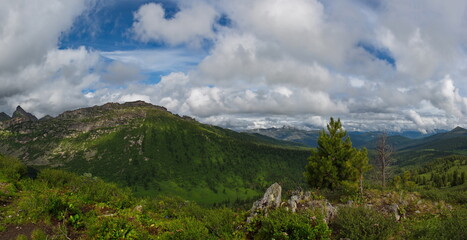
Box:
2, 155, 467, 240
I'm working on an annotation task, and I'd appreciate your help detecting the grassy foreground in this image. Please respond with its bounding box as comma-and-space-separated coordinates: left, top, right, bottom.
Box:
1, 155, 466, 240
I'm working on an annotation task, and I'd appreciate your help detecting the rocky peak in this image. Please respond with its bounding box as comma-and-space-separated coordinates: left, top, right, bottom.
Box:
12, 106, 38, 122
451, 126, 466, 132
58, 101, 168, 120
0, 112, 11, 122
445, 126, 467, 137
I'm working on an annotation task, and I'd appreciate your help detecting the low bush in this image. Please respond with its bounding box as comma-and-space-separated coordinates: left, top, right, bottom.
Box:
331, 206, 398, 240
406, 208, 467, 240
38, 169, 133, 208
31, 228, 48, 240
155, 217, 211, 240
247, 208, 332, 240
0, 155, 27, 181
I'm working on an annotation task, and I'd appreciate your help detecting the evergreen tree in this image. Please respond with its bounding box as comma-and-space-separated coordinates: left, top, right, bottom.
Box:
453, 170, 459, 186
304, 117, 370, 192
441, 174, 447, 187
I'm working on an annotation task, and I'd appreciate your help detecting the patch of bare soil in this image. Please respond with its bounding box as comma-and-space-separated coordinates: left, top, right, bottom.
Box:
0, 223, 41, 240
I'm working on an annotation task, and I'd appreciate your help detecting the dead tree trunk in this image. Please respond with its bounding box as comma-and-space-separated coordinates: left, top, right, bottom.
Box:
376, 132, 393, 190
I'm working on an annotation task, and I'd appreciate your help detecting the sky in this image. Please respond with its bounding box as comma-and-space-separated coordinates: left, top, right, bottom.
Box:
1, 0, 467, 132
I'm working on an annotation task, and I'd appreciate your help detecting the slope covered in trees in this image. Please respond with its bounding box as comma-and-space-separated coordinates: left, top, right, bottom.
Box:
0, 102, 309, 205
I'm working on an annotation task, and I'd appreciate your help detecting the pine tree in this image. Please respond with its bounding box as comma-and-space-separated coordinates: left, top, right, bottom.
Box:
453, 170, 459, 186
304, 117, 370, 192
441, 174, 447, 187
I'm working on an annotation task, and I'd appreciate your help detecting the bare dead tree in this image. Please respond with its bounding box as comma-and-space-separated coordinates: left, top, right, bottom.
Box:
375, 132, 393, 190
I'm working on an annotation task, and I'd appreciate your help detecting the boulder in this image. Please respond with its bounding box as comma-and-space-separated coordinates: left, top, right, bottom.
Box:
248, 183, 282, 222
288, 195, 300, 213
389, 204, 401, 221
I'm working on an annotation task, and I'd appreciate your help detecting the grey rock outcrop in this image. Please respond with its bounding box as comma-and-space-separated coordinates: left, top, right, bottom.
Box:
250, 183, 282, 213
248, 183, 282, 222
286, 190, 337, 223
389, 204, 401, 221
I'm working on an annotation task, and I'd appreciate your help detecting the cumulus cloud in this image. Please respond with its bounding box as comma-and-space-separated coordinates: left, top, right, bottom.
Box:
121, 0, 467, 131
426, 76, 467, 117
0, 0, 90, 73
132, 2, 218, 46
0, 0, 102, 116
2, 0, 467, 133
1, 47, 100, 117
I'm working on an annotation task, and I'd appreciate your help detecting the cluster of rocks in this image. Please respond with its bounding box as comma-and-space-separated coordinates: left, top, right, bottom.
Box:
248, 183, 337, 223
249, 183, 434, 223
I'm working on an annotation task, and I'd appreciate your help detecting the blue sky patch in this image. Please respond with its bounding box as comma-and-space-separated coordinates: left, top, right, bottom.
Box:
358, 42, 396, 67
59, 0, 179, 51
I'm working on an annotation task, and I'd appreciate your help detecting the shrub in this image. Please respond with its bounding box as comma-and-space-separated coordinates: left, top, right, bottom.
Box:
200, 208, 243, 239
15, 235, 28, 240
155, 217, 211, 240
0, 155, 27, 181
88, 215, 144, 240
16, 186, 76, 221
406, 209, 467, 240
37, 169, 77, 187
331, 206, 398, 240
248, 208, 331, 240
37, 169, 132, 208
31, 228, 48, 240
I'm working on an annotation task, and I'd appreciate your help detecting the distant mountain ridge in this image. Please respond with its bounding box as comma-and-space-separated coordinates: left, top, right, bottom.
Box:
247, 125, 467, 170
246, 126, 451, 149
395, 126, 467, 151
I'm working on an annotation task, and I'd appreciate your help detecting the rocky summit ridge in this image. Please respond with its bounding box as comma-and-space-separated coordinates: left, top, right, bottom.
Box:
0, 101, 169, 130
12, 105, 38, 121
0, 105, 38, 128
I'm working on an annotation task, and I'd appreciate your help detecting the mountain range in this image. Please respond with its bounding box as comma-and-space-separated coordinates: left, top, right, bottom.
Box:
0, 101, 309, 205
247, 125, 467, 171
245, 126, 449, 148
1, 102, 466, 205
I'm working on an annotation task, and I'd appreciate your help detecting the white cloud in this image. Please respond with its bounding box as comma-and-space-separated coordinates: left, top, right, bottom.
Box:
0, 0, 100, 116
0, 0, 94, 75
100, 49, 205, 73
2, 47, 100, 117
123, 0, 467, 132
426, 76, 467, 117
119, 94, 151, 103
132, 2, 218, 46
3, 0, 467, 133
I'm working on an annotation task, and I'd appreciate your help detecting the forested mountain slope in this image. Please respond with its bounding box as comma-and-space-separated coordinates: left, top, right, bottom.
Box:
0, 101, 309, 205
